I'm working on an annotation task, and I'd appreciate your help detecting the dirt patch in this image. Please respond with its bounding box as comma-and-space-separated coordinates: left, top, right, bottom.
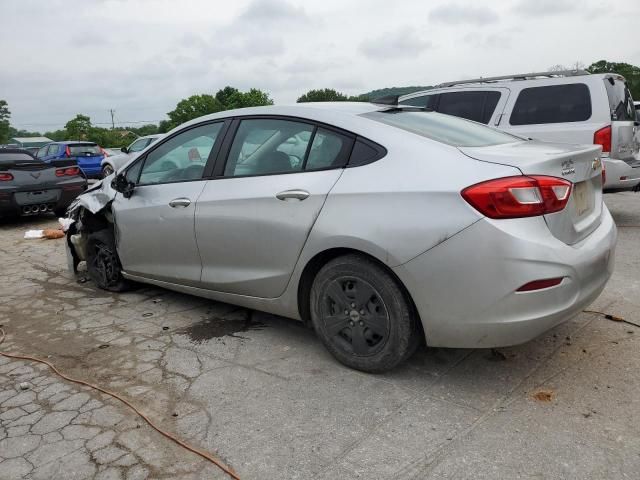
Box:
531, 389, 555, 403
177, 308, 266, 343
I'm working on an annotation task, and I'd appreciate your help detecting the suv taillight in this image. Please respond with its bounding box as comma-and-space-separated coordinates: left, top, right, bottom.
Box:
594, 126, 611, 153
0, 173, 13, 181
65, 146, 72, 158
55, 167, 81, 177
461, 176, 572, 219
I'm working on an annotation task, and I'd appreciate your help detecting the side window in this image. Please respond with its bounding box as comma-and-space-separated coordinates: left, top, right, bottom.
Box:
128, 139, 149, 153
437, 91, 500, 124
305, 128, 350, 170
36, 146, 48, 158
399, 94, 437, 109
509, 84, 592, 125
224, 119, 314, 177
603, 78, 635, 121
47, 144, 59, 156
138, 122, 222, 185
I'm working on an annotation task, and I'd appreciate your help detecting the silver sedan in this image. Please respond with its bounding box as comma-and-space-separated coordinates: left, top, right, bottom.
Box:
66, 103, 616, 372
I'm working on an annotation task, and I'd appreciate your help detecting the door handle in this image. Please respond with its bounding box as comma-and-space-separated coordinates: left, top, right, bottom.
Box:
276, 189, 310, 201
169, 198, 191, 208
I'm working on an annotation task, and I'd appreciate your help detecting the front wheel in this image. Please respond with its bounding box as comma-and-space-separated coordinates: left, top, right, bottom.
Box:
86, 230, 129, 292
310, 254, 420, 373
101, 164, 114, 178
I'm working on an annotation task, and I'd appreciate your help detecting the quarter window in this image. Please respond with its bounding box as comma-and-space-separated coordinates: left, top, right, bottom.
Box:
305, 128, 349, 170
399, 94, 437, 109
138, 123, 222, 185
509, 84, 592, 125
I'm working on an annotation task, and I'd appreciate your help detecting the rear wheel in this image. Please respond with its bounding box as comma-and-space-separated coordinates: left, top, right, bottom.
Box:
310, 254, 420, 372
86, 230, 129, 292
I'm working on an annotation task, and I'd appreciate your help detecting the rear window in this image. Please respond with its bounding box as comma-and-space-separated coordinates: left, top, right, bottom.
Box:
437, 91, 501, 124
362, 110, 519, 147
0, 152, 35, 162
509, 84, 592, 125
68, 144, 101, 155
604, 77, 635, 121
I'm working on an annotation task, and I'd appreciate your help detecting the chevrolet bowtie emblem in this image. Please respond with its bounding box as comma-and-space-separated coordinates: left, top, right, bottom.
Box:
30, 172, 41, 179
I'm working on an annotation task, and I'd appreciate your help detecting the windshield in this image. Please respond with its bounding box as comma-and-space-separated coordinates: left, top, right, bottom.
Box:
68, 144, 101, 155
362, 110, 519, 147
604, 77, 635, 121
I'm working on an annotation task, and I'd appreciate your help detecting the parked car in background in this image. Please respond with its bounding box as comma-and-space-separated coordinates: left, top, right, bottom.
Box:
400, 70, 640, 192
0, 148, 86, 218
66, 103, 615, 372
37, 141, 106, 179
101, 134, 163, 177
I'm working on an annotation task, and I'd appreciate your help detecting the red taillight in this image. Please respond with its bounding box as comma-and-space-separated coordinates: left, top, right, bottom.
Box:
594, 125, 611, 153
55, 167, 81, 177
65, 146, 72, 158
0, 173, 13, 181
461, 175, 572, 219
516, 277, 564, 292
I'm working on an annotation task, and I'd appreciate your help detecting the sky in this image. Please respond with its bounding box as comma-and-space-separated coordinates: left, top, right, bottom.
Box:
1, 0, 638, 131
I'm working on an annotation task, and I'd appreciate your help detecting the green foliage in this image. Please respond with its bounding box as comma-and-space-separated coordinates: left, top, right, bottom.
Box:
64, 114, 92, 140
0, 100, 11, 144
587, 60, 640, 100
297, 89, 349, 103
163, 87, 274, 131
361, 86, 432, 101
167, 94, 223, 129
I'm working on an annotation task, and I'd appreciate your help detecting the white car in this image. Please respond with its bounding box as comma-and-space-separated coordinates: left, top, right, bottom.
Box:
100, 134, 163, 177
400, 71, 640, 192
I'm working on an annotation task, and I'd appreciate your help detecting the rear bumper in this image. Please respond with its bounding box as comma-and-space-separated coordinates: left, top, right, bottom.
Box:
603, 158, 640, 192
0, 182, 86, 217
393, 207, 617, 348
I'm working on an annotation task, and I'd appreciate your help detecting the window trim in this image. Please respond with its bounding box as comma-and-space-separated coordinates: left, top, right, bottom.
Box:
126, 120, 230, 187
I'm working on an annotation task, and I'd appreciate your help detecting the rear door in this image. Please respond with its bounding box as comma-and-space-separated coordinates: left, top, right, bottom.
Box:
195, 117, 353, 298
113, 121, 226, 285
603, 75, 639, 163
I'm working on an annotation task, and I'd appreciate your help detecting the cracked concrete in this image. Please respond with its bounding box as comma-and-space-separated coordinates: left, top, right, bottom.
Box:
0, 193, 639, 479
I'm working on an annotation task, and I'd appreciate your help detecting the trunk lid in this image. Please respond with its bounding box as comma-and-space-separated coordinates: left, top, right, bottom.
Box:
460, 140, 604, 245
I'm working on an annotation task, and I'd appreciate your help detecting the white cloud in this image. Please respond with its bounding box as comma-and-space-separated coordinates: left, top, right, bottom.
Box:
429, 4, 499, 25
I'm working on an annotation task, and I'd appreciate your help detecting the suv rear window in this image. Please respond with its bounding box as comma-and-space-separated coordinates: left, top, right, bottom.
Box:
437, 91, 501, 124
362, 110, 519, 147
509, 83, 592, 125
604, 77, 635, 121
68, 144, 101, 155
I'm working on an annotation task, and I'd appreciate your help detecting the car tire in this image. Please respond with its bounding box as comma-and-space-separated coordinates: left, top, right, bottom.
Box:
310, 254, 420, 373
86, 229, 129, 292
102, 164, 114, 178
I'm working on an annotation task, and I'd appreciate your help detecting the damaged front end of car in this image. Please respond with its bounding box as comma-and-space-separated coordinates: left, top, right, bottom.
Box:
65, 178, 118, 274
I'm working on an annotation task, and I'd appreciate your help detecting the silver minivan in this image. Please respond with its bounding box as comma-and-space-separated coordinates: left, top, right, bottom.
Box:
400, 71, 640, 192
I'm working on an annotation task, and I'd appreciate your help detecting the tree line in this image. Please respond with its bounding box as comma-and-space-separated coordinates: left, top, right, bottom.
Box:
2, 60, 638, 147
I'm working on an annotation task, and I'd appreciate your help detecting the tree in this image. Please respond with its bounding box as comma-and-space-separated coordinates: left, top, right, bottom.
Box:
0, 100, 10, 144
166, 94, 223, 129
297, 88, 349, 103
64, 114, 92, 140
587, 60, 640, 100
221, 88, 273, 109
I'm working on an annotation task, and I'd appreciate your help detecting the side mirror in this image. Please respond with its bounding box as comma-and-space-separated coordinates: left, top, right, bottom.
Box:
111, 173, 135, 199
121, 146, 128, 153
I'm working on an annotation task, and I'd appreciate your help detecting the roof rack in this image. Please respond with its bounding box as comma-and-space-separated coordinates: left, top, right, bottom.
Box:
435, 70, 590, 88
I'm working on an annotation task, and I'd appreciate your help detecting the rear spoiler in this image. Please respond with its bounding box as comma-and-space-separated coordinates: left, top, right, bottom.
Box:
51, 158, 79, 168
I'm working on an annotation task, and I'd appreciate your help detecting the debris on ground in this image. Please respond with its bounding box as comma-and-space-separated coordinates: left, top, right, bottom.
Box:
531, 389, 555, 402
19, 382, 30, 390
24, 228, 65, 239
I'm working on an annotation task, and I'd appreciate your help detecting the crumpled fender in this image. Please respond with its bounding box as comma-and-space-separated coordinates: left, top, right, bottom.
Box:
68, 177, 117, 215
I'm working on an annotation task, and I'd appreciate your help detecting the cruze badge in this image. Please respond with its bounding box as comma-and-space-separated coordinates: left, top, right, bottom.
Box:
561, 159, 575, 176
592, 157, 602, 171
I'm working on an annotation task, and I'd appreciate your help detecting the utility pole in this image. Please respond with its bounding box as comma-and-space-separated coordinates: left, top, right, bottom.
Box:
109, 109, 115, 129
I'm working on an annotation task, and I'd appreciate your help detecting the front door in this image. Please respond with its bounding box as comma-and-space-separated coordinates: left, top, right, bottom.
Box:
113, 122, 224, 285
196, 117, 353, 298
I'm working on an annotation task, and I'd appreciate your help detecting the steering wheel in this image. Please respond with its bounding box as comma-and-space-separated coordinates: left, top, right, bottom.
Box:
288, 155, 302, 168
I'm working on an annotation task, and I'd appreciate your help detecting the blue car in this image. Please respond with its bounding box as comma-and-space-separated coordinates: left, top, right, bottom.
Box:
36, 141, 106, 178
